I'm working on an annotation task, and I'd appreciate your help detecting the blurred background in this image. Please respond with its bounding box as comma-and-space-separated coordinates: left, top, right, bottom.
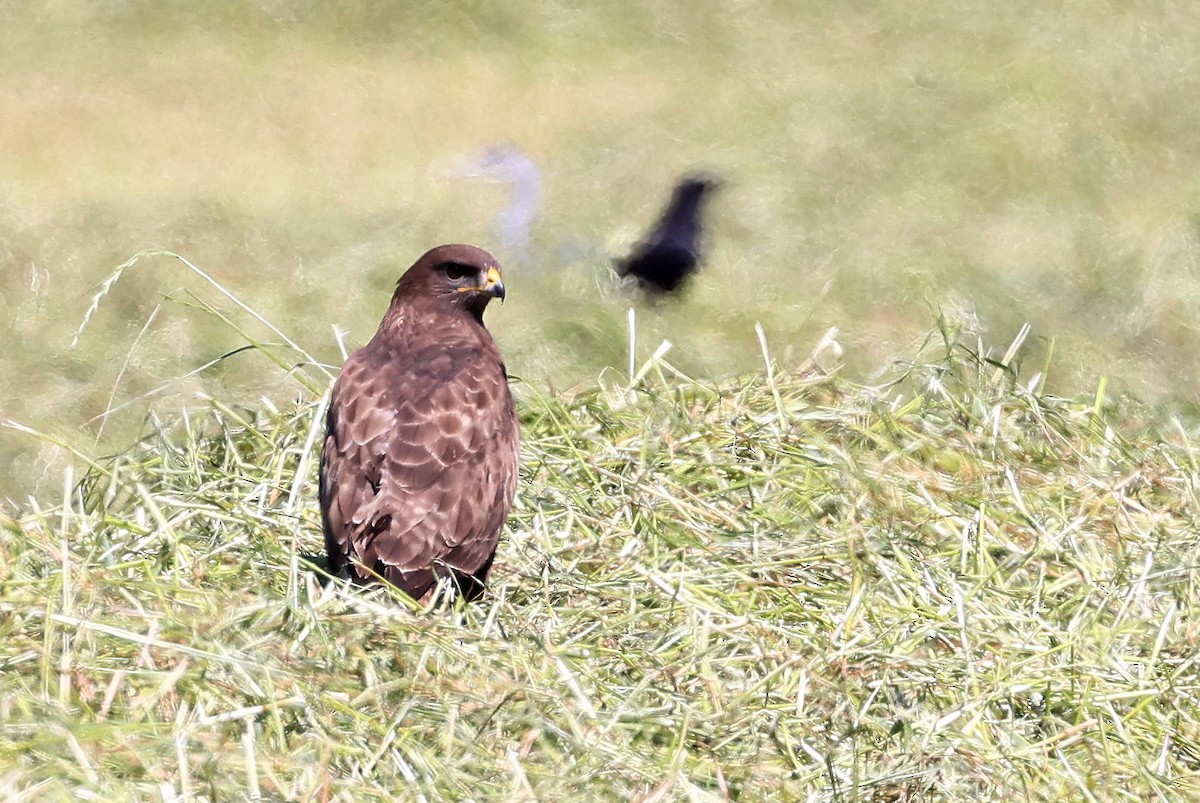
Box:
2, 1, 1199, 500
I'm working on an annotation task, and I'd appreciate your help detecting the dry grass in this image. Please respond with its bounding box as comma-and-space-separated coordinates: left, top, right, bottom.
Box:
2, 315, 1200, 799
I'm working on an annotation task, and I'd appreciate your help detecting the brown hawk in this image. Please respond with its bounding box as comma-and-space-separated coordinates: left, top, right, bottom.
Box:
319, 243, 520, 602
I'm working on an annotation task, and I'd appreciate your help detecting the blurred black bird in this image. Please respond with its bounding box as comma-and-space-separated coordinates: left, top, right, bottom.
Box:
617, 175, 720, 295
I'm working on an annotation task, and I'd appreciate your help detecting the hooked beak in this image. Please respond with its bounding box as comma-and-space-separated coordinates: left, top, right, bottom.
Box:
484, 266, 506, 301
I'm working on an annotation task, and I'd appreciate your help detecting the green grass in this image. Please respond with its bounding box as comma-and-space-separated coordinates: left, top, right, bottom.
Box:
4, 1, 1200, 499
3, 315, 1200, 799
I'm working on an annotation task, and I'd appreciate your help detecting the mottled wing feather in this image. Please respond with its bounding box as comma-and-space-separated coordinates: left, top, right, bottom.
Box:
319, 357, 395, 578
320, 339, 519, 599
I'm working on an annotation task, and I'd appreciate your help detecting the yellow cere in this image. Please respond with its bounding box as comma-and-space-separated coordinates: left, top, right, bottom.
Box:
458, 265, 502, 292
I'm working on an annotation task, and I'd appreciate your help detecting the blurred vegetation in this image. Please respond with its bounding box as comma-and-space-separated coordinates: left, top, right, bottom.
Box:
3, 1, 1200, 499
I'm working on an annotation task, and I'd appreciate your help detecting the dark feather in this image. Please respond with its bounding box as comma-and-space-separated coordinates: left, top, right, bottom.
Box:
618, 175, 721, 295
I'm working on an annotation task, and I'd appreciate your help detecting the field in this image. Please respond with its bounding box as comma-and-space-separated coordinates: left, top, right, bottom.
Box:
3, 1, 1200, 799
3, 1, 1200, 499
5, 339, 1200, 799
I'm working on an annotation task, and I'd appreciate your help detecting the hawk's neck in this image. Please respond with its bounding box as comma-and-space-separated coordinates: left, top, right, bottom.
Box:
373, 300, 492, 351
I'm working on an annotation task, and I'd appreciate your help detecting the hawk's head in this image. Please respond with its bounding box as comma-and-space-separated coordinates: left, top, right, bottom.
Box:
395, 243, 506, 321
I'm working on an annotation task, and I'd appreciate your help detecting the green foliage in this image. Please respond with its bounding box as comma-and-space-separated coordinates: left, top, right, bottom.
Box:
3, 326, 1199, 799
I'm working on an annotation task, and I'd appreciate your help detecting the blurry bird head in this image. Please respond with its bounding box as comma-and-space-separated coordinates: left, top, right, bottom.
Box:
673, 174, 722, 206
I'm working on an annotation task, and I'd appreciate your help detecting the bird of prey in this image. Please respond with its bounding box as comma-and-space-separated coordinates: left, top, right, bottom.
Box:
617, 175, 721, 295
319, 244, 520, 603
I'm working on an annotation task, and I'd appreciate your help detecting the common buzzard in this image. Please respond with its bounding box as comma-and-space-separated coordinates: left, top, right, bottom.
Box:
617, 175, 721, 295
319, 244, 520, 603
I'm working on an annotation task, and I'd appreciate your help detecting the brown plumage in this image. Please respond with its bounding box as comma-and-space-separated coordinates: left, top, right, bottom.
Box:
319, 243, 520, 603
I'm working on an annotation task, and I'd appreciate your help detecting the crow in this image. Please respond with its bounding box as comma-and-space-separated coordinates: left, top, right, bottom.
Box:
617, 175, 720, 296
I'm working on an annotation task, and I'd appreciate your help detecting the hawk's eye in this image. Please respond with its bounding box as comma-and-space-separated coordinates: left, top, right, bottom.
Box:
443, 263, 476, 282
